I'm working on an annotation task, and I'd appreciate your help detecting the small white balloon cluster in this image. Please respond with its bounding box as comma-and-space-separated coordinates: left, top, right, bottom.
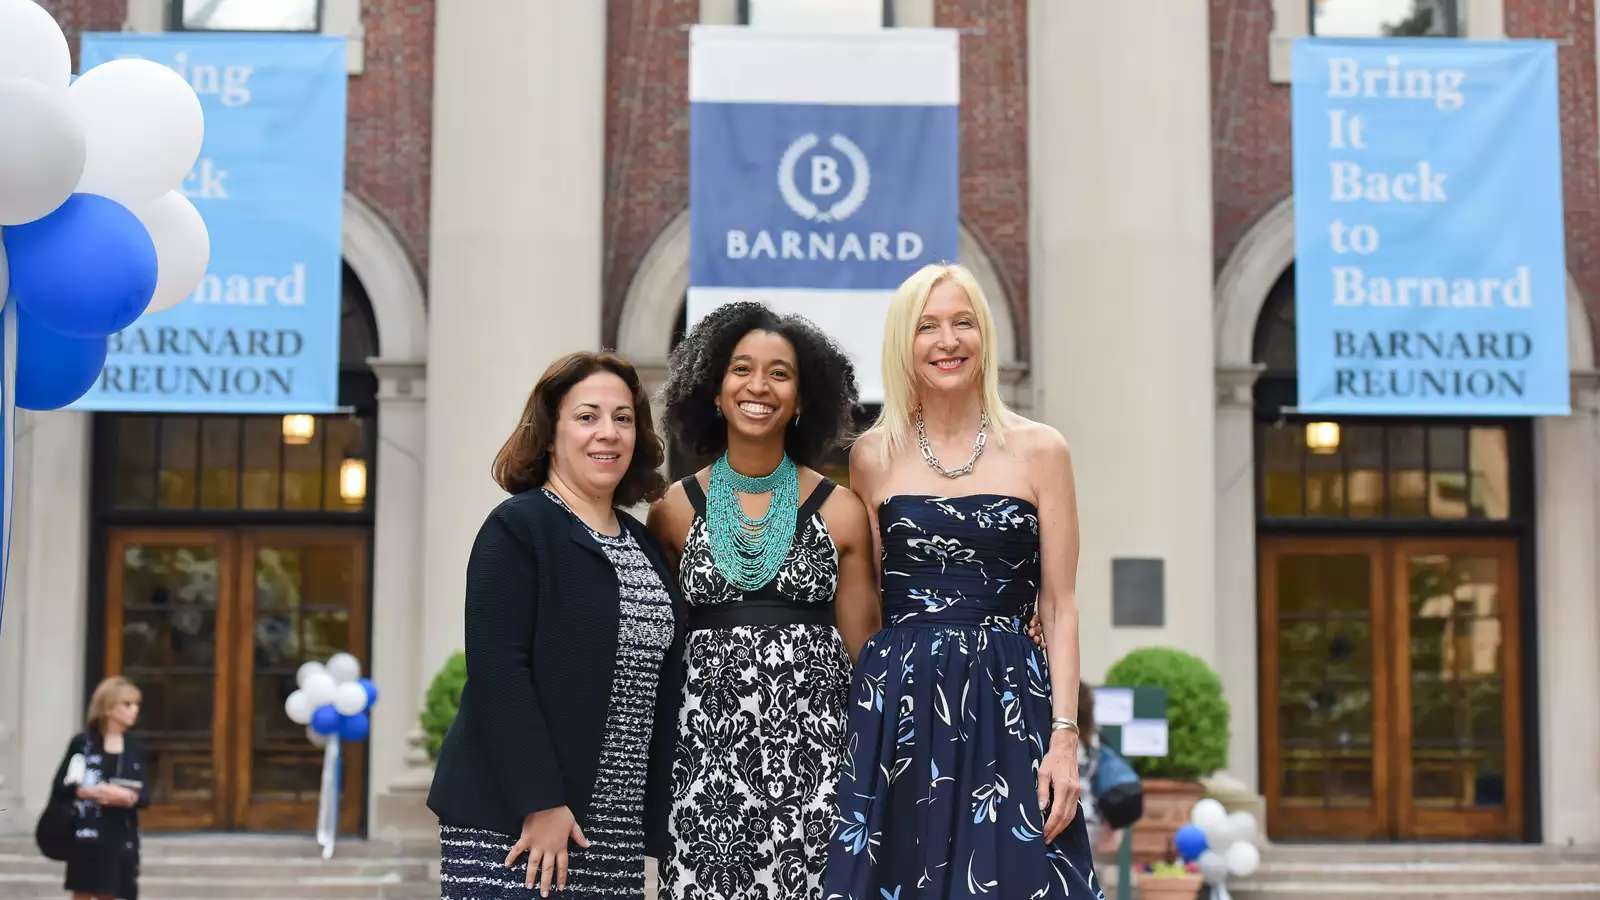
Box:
283, 653, 378, 747
1179, 798, 1262, 891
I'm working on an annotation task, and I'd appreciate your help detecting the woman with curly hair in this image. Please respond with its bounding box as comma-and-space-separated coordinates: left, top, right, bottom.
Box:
648, 302, 881, 900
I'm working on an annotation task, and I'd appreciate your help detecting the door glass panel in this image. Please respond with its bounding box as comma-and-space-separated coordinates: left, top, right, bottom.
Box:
115, 542, 221, 816
1344, 425, 1385, 518
1469, 427, 1511, 519
158, 417, 200, 509
1274, 552, 1375, 810
1388, 427, 1427, 517
1260, 424, 1304, 517
200, 418, 241, 510
247, 539, 363, 813
1427, 427, 1468, 519
1406, 550, 1507, 811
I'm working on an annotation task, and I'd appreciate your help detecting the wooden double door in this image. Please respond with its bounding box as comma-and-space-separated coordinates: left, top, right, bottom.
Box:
1260, 536, 1524, 841
105, 527, 369, 832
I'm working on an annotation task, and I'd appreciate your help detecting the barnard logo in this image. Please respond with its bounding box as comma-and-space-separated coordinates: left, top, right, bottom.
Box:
778, 133, 870, 223
724, 131, 924, 264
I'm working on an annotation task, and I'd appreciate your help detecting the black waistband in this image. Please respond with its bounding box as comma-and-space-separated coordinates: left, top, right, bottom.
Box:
688, 598, 836, 631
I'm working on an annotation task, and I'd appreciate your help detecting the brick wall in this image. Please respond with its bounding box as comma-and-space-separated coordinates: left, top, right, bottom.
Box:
1211, 0, 1600, 352
601, 0, 697, 349
601, 2, 1033, 358
35, 0, 432, 289
936, 0, 1030, 358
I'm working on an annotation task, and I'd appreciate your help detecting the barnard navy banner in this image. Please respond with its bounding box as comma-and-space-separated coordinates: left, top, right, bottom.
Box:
690, 102, 958, 290
1291, 39, 1567, 416
689, 26, 959, 402
76, 34, 346, 412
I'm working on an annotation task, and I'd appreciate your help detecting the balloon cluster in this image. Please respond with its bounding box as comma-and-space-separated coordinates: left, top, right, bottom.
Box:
1174, 799, 1262, 889
284, 653, 379, 746
0, 0, 210, 410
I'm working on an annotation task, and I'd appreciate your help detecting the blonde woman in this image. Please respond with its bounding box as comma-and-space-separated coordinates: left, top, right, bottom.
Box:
50, 676, 149, 900
823, 264, 1103, 900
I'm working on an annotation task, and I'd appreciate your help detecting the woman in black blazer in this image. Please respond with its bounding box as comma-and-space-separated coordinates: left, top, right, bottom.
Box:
52, 676, 150, 900
427, 351, 683, 900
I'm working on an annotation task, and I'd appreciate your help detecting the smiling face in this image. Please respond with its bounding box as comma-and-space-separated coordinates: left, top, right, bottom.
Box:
715, 329, 800, 446
547, 371, 637, 500
913, 278, 984, 397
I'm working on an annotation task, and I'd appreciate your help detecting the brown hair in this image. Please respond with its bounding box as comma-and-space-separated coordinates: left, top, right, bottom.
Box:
1078, 681, 1096, 738
492, 351, 667, 505
87, 676, 141, 733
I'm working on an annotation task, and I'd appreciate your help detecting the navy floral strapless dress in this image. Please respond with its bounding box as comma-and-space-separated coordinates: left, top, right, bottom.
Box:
824, 494, 1104, 900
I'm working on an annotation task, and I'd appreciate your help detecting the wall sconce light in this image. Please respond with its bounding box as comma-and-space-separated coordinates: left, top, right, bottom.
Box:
1305, 421, 1341, 455
282, 414, 316, 445
339, 455, 368, 504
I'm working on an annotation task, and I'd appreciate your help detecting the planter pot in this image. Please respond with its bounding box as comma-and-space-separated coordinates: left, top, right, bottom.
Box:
1130, 778, 1206, 866
1137, 872, 1204, 900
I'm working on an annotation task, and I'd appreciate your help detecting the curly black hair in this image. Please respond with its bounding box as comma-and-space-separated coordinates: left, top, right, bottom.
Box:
664, 301, 859, 468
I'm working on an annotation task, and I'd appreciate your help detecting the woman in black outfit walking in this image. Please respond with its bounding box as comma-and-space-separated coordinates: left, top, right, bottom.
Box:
52, 676, 150, 900
427, 351, 683, 900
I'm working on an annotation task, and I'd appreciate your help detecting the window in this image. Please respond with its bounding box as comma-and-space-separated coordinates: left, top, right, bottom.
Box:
1311, 0, 1464, 38
173, 0, 321, 32
102, 413, 373, 514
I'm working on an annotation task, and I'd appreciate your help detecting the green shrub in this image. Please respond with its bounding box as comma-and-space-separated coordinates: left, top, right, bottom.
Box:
1104, 646, 1229, 780
421, 651, 468, 760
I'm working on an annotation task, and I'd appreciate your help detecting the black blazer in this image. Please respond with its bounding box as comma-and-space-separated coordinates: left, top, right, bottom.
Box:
427, 488, 685, 856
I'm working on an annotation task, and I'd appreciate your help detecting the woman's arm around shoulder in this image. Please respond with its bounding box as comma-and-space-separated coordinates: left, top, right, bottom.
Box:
847, 432, 888, 573
646, 479, 694, 574
820, 483, 882, 663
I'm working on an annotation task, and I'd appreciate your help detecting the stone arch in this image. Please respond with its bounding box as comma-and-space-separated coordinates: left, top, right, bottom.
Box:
342, 192, 427, 361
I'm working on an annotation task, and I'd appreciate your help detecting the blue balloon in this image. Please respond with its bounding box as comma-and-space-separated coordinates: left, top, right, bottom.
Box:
13, 303, 107, 410
3, 193, 157, 338
338, 712, 370, 742
1174, 824, 1209, 862
310, 704, 341, 736
358, 678, 379, 709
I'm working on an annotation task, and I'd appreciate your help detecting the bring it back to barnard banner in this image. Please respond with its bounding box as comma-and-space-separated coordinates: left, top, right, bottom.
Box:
1292, 39, 1568, 416
74, 34, 346, 413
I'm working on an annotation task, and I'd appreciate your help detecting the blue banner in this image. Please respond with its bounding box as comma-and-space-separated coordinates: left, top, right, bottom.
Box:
75, 34, 346, 412
688, 26, 960, 403
1291, 39, 1567, 415
690, 102, 960, 291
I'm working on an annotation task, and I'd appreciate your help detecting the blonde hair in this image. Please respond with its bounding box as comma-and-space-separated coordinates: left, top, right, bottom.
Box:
867, 263, 1011, 466
86, 676, 141, 733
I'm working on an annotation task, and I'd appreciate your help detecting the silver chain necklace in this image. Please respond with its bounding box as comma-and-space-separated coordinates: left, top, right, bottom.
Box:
917, 408, 989, 478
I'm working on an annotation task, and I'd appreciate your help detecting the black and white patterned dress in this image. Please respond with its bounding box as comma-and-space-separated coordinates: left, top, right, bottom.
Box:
662, 476, 851, 900
440, 492, 675, 899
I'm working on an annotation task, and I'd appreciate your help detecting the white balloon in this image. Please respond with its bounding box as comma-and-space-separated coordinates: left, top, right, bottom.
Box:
0, 77, 84, 225
284, 690, 313, 725
296, 661, 327, 688
1197, 849, 1229, 885
333, 681, 369, 716
326, 652, 362, 684
70, 59, 203, 205
133, 191, 209, 312
0, 0, 70, 90
1225, 841, 1261, 878
1227, 810, 1258, 846
306, 724, 327, 749
1191, 798, 1228, 830
301, 671, 338, 708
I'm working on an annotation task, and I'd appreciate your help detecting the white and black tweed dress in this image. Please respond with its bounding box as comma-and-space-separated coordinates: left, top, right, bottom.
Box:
439, 492, 675, 899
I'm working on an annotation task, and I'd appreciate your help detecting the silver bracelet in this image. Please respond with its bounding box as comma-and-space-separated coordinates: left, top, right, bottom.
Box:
1051, 717, 1080, 734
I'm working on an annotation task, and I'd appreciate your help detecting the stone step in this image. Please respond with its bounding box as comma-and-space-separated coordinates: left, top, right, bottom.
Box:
0, 833, 437, 860
1260, 842, 1600, 864
0, 852, 430, 880
1230, 880, 1600, 899
1244, 860, 1600, 886
0, 871, 429, 900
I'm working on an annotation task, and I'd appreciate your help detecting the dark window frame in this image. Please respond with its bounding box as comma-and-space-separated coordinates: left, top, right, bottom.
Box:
169, 0, 324, 33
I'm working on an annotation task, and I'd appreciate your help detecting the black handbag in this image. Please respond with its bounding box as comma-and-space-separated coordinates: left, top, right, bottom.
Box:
35, 736, 85, 861
35, 794, 77, 861
1090, 743, 1145, 829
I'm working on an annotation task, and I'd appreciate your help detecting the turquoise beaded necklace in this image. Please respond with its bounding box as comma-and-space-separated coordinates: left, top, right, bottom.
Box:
705, 452, 799, 591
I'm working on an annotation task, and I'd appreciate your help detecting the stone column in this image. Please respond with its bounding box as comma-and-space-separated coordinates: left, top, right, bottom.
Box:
419, 2, 608, 687
1535, 372, 1600, 845
365, 359, 433, 836
1028, 2, 1217, 677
